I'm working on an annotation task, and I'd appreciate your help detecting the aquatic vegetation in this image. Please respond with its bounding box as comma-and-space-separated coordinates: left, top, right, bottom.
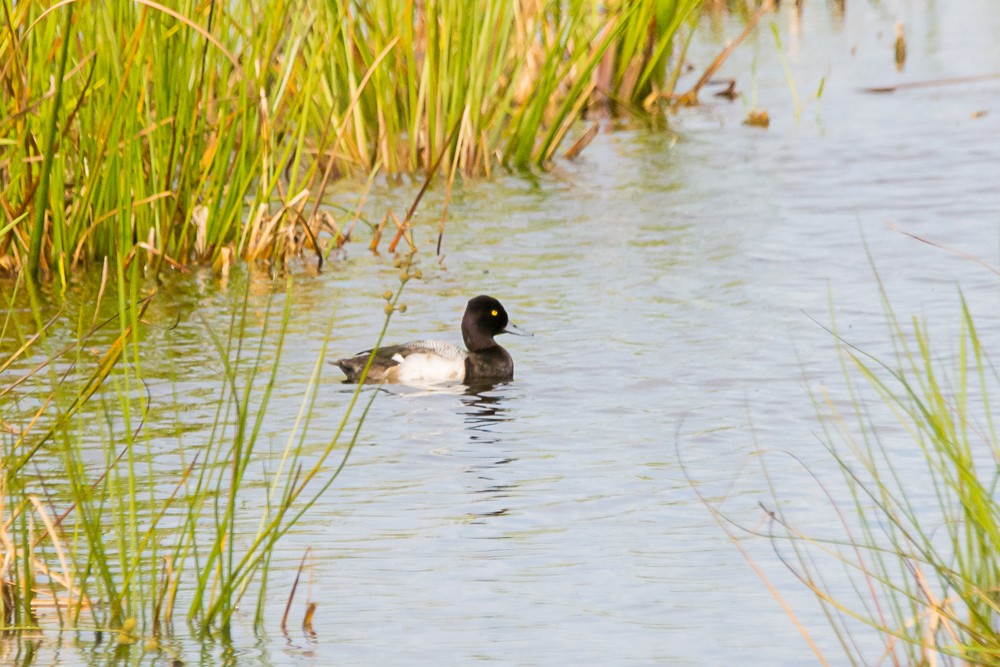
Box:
0, 260, 411, 639
701, 286, 1000, 664
795, 296, 1000, 663
1, 0, 702, 282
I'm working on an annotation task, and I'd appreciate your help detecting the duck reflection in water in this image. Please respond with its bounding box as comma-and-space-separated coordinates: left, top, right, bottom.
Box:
460, 384, 520, 523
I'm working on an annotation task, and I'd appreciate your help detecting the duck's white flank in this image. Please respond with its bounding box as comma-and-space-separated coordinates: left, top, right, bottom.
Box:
392, 340, 467, 383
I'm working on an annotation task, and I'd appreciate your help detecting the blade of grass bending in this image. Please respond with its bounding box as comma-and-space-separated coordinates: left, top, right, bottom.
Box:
436, 148, 461, 255
183, 299, 246, 623
29, 371, 151, 553
307, 36, 401, 224
5, 294, 154, 481
203, 284, 402, 628
537, 11, 624, 165
676, 429, 831, 664
676, 4, 766, 105
265, 297, 341, 510
401, 116, 462, 226
0, 212, 28, 240
0, 306, 64, 379
127, 0, 250, 98
207, 373, 383, 629
665, 25, 698, 99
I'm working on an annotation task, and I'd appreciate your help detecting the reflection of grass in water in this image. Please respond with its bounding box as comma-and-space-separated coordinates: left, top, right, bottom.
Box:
0, 255, 415, 645
696, 274, 1000, 663
3, 0, 702, 281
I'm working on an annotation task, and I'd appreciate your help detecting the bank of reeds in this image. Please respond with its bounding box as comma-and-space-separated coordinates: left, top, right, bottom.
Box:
0, 256, 414, 638
1, 0, 702, 282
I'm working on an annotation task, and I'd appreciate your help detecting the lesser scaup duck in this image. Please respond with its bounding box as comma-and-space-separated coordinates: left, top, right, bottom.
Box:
334, 295, 529, 385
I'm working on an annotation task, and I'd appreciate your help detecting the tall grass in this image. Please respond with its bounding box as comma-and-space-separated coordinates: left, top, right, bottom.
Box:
1, 0, 701, 282
797, 295, 1000, 664
0, 253, 417, 639
721, 289, 1000, 664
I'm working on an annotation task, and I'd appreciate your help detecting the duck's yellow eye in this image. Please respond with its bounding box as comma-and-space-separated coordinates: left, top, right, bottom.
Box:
491, 309, 498, 316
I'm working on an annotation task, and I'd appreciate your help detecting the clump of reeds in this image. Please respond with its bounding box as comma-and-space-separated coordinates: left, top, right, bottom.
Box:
1, 0, 704, 282
796, 295, 1000, 663
706, 288, 1000, 664
0, 256, 414, 639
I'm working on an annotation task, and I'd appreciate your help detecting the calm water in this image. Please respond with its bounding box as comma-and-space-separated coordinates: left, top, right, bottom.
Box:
5, 1, 1000, 664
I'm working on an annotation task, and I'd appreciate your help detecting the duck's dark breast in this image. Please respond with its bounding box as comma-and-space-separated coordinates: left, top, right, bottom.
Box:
464, 346, 514, 381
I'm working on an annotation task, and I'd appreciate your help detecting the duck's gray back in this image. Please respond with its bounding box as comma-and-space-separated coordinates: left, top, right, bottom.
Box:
399, 339, 467, 360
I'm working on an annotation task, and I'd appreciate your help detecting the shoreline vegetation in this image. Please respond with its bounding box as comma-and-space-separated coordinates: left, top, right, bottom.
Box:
2, 0, 735, 644
0, 251, 422, 641
690, 274, 1000, 663
0, 0, 743, 285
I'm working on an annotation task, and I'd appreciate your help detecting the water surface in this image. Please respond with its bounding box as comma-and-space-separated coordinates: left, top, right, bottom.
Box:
5, 1, 1000, 664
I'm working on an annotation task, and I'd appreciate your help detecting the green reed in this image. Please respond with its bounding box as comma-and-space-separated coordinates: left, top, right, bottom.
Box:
752, 291, 1000, 664
0, 255, 413, 640
600, 0, 702, 111
2, 0, 700, 282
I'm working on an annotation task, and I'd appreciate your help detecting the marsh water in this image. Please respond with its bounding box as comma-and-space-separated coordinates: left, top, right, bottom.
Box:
6, 1, 1000, 664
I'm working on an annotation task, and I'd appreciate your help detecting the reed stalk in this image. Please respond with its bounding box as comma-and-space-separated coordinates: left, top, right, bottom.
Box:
1, 0, 701, 282
747, 291, 1000, 664
0, 253, 414, 640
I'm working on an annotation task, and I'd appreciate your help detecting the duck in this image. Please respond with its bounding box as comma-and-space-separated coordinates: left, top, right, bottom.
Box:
333, 295, 530, 385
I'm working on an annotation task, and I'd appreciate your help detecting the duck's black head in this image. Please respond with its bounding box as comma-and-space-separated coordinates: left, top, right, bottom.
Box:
462, 295, 514, 352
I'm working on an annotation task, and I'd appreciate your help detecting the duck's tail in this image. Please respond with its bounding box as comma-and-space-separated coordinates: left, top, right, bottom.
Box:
332, 357, 366, 383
